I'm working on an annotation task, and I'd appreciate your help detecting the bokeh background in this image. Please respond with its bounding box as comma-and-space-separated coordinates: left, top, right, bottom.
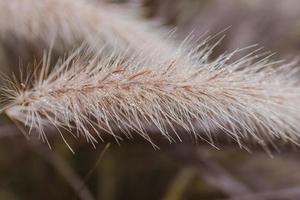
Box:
1, 0, 300, 199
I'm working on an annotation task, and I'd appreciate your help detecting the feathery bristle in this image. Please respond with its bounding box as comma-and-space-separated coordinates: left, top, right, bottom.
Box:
0, 0, 173, 54
3, 42, 300, 149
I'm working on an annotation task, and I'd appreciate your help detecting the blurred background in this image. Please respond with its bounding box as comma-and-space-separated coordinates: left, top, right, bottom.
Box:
1, 0, 300, 199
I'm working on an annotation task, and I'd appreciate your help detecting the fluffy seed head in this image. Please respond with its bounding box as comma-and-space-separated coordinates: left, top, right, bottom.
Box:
2, 41, 300, 150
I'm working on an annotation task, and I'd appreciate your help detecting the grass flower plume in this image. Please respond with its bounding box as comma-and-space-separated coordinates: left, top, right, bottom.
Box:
2, 42, 300, 150
1, 0, 300, 152
0, 0, 172, 54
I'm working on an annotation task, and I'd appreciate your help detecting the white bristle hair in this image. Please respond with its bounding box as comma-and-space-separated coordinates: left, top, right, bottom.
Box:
2, 41, 300, 150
